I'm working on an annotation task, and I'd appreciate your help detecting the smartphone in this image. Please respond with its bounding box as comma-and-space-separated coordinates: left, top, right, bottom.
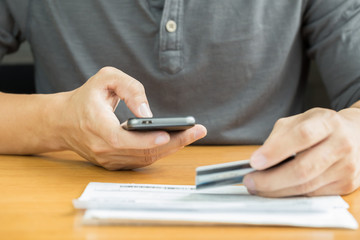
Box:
123, 116, 196, 131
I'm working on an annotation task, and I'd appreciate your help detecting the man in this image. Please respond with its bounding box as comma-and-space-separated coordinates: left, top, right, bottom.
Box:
1, 0, 360, 197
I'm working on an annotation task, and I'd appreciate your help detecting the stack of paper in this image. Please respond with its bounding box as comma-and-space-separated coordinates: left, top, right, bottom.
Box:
73, 182, 358, 229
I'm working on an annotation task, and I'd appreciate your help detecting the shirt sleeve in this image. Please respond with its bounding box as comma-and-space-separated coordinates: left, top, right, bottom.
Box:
0, 0, 22, 62
303, 0, 360, 110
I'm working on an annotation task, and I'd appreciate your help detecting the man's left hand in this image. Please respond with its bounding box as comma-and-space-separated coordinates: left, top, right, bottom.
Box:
243, 106, 360, 197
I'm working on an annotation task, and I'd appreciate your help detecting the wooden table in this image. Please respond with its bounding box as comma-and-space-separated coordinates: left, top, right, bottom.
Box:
1, 146, 359, 240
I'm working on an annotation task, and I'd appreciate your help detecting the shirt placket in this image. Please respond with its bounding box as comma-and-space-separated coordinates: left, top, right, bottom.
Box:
159, 0, 184, 74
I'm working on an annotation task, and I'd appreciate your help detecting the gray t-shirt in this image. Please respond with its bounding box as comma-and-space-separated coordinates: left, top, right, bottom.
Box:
1, 0, 360, 144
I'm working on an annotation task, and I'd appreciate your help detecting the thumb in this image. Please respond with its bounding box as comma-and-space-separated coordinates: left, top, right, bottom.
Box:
94, 67, 153, 117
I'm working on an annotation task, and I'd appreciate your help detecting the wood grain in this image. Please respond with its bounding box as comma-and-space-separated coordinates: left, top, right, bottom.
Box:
0, 146, 359, 240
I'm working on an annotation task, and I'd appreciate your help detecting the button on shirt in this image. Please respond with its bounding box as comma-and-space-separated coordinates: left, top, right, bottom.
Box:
166, 20, 177, 32
1, 0, 360, 144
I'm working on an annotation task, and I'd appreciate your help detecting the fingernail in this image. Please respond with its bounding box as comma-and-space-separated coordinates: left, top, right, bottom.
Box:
139, 103, 153, 117
243, 176, 256, 194
155, 133, 169, 145
250, 150, 267, 169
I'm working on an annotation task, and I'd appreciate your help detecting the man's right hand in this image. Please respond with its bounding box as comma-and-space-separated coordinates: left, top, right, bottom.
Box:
55, 67, 207, 170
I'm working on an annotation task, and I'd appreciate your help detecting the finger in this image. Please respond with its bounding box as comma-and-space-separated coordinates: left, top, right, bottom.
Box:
89, 114, 206, 159
246, 150, 358, 197
250, 109, 335, 170
115, 124, 207, 156
245, 135, 347, 194
94, 67, 153, 117
96, 146, 183, 170
85, 122, 206, 169
306, 181, 354, 197
306, 163, 360, 197
85, 116, 171, 154
248, 170, 335, 198
114, 128, 171, 150
167, 124, 207, 148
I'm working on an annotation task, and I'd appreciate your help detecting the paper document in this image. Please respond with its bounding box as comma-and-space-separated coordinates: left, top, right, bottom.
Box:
73, 182, 358, 229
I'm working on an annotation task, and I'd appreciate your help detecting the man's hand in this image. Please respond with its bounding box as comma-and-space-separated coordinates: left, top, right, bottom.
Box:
56, 67, 207, 170
243, 107, 360, 197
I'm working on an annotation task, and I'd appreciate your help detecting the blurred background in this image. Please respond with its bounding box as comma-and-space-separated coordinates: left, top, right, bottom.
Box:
0, 42, 35, 94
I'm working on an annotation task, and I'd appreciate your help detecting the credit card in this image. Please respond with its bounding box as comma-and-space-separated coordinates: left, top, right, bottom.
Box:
195, 159, 255, 190
195, 155, 295, 190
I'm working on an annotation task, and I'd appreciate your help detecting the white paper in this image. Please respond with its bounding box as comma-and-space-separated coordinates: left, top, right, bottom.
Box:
73, 182, 358, 229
